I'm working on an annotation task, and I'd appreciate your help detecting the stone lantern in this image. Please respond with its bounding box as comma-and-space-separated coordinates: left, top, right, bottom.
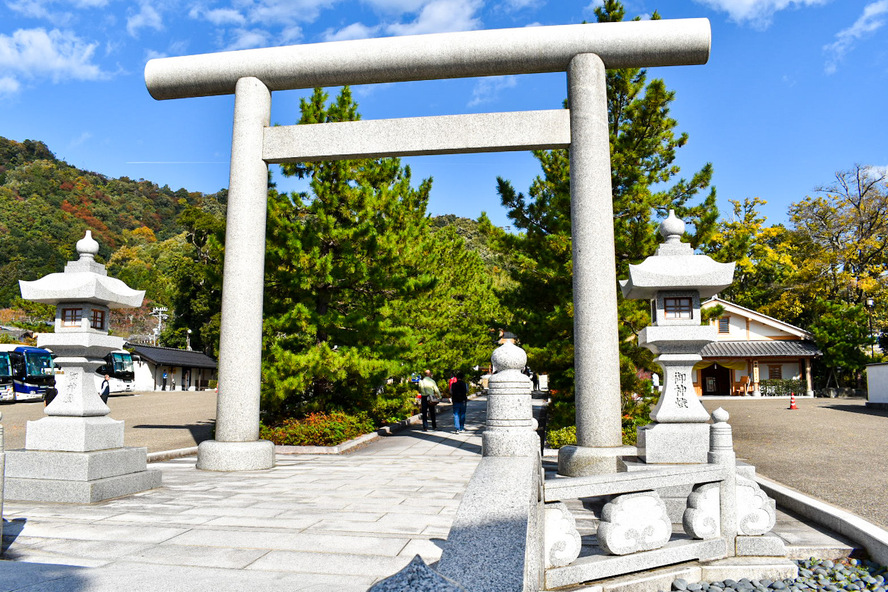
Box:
620, 211, 735, 464
5, 231, 161, 503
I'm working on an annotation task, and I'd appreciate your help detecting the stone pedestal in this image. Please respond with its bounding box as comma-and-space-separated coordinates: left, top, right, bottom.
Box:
637, 422, 710, 464
4, 447, 161, 504
6, 410, 160, 504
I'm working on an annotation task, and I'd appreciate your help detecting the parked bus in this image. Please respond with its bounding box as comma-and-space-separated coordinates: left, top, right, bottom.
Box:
0, 350, 14, 402
0, 345, 56, 402
96, 349, 135, 393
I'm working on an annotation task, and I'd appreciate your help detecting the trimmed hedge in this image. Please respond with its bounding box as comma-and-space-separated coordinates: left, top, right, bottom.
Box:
260, 412, 376, 446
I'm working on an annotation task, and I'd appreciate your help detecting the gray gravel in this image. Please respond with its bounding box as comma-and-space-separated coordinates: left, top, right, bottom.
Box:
670, 559, 888, 592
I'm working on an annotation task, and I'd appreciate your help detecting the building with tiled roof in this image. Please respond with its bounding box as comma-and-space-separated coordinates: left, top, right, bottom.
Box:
126, 343, 217, 391
695, 297, 821, 396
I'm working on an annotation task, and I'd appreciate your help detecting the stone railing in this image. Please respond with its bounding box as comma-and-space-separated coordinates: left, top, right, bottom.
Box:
1, 411, 5, 549
541, 408, 780, 591
370, 344, 780, 592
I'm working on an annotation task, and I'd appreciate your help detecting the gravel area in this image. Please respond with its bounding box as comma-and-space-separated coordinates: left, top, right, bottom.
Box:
670, 559, 888, 592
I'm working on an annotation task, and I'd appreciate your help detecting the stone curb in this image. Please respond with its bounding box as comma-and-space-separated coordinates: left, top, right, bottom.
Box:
147, 447, 198, 462
756, 475, 888, 566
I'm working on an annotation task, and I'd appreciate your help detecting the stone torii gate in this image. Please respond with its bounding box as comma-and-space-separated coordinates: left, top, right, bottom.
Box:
145, 19, 711, 473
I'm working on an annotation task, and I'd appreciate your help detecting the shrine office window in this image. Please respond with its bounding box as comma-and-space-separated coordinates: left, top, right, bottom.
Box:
768, 365, 783, 380
91, 309, 106, 330
664, 297, 693, 320
61, 308, 82, 327
718, 316, 730, 334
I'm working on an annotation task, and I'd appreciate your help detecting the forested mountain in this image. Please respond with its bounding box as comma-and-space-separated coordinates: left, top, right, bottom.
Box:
0, 135, 227, 306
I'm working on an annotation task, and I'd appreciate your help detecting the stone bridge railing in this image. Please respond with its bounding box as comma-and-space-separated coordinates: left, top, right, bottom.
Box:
542, 404, 779, 589
370, 344, 780, 592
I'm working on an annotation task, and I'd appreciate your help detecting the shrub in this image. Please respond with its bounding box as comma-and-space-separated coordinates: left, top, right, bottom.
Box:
260, 412, 376, 446
547, 425, 576, 448
546, 393, 654, 448
367, 381, 418, 425
759, 379, 804, 396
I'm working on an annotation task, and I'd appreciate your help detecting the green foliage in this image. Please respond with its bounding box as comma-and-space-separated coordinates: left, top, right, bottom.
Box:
810, 299, 873, 385
759, 379, 805, 396
492, 0, 715, 422
261, 86, 504, 417
546, 425, 576, 448
621, 392, 654, 446
367, 382, 418, 425
0, 135, 226, 309
259, 411, 376, 446
163, 198, 227, 356
706, 197, 797, 317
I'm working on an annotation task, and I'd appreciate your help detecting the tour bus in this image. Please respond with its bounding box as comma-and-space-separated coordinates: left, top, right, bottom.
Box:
0, 350, 14, 402
0, 344, 56, 402
96, 349, 136, 393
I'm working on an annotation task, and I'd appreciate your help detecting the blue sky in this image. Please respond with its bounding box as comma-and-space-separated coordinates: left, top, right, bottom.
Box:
1, 0, 886, 230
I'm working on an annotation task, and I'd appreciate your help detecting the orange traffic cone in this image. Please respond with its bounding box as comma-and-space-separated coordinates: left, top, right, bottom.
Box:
789, 391, 798, 410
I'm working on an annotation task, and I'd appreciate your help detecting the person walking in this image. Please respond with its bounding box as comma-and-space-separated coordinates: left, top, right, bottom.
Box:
100, 374, 110, 404
418, 369, 440, 431
450, 371, 469, 433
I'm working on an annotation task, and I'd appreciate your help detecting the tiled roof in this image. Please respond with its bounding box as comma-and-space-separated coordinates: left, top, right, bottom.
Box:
701, 340, 821, 358
126, 343, 218, 369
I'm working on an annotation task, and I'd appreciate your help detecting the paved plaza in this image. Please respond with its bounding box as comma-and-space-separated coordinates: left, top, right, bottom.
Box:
0, 395, 874, 592
0, 400, 486, 591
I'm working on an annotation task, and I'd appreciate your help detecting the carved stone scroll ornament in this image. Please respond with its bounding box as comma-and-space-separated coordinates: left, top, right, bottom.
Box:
597, 491, 671, 555
682, 477, 777, 539
544, 502, 582, 568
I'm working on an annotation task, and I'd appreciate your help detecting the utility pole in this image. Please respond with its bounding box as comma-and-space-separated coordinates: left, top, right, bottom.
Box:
150, 307, 168, 346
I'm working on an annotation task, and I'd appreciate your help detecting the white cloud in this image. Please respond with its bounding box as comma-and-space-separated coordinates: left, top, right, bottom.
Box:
69, 131, 92, 147
0, 76, 22, 97
386, 0, 482, 35
127, 2, 164, 37
281, 25, 304, 44
0, 28, 106, 89
224, 28, 272, 50
823, 0, 888, 74
246, 0, 338, 26
468, 75, 517, 107
692, 0, 829, 29
323, 21, 381, 41
362, 0, 428, 12
497, 0, 540, 11
204, 8, 247, 26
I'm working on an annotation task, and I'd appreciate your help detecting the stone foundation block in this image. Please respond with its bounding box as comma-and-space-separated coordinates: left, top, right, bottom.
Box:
25, 416, 124, 452
5, 447, 148, 481
736, 534, 788, 557
637, 423, 709, 464
5, 469, 161, 503
700, 557, 797, 582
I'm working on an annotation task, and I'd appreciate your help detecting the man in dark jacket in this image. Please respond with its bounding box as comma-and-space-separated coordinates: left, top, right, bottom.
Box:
450, 371, 469, 433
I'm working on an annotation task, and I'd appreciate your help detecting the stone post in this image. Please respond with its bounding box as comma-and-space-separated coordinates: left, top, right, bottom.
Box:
483, 342, 538, 458
197, 77, 276, 471
437, 342, 544, 591
557, 52, 625, 477
1, 412, 4, 548
709, 408, 738, 552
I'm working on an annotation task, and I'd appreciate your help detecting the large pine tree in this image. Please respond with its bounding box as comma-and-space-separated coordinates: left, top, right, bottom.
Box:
261, 87, 503, 417
494, 0, 718, 427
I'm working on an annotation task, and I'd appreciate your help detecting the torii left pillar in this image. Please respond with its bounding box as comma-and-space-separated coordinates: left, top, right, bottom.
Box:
196, 77, 276, 471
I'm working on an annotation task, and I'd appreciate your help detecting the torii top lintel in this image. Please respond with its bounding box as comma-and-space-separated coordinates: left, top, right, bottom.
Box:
144, 19, 710, 101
